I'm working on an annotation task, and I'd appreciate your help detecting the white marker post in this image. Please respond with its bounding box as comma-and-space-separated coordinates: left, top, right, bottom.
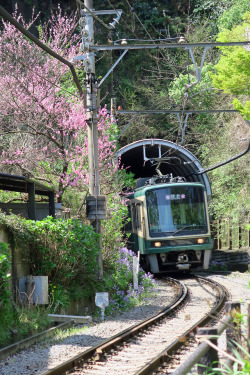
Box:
95, 292, 109, 321
133, 251, 140, 290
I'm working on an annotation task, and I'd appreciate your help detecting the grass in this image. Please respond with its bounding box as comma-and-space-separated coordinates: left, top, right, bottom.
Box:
0, 303, 52, 348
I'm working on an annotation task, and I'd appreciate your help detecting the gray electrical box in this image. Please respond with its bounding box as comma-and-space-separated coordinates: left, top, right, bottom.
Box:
19, 276, 48, 305
86, 196, 106, 220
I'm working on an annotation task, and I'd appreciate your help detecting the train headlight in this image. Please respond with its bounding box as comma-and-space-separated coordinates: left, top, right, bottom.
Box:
197, 238, 205, 244
154, 242, 162, 247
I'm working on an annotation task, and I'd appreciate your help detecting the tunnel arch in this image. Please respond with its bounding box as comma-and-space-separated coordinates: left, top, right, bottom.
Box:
117, 139, 211, 200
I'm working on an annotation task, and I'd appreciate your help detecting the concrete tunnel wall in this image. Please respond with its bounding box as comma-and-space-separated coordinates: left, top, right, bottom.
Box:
117, 139, 212, 200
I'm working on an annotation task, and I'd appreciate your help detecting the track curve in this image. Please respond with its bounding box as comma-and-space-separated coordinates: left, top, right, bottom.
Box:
39, 276, 227, 375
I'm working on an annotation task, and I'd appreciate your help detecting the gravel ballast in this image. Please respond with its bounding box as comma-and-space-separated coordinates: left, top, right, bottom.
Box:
0, 273, 249, 375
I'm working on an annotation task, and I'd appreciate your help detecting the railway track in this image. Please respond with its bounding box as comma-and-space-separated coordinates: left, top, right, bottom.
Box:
40, 275, 227, 375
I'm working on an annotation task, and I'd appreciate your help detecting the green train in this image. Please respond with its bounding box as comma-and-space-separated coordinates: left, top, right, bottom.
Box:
126, 175, 213, 272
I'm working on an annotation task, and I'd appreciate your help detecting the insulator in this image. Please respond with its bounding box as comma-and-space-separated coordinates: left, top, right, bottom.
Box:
83, 29, 89, 37
80, 42, 85, 52
79, 17, 85, 26
81, 40, 90, 51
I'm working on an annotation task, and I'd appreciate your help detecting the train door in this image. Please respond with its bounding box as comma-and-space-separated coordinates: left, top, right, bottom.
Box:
131, 201, 145, 253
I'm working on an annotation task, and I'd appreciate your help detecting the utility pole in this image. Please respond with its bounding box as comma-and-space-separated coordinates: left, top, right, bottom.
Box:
83, 0, 99, 194
78, 1, 122, 280
83, 0, 103, 279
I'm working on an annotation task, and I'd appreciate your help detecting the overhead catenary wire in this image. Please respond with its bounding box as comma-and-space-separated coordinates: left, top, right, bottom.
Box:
123, 0, 184, 78
193, 141, 250, 176
106, 0, 139, 39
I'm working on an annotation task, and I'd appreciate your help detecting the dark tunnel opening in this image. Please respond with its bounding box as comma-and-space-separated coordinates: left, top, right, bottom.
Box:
117, 139, 212, 199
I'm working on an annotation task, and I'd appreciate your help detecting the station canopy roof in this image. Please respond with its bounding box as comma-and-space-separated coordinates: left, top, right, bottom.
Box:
0, 173, 54, 196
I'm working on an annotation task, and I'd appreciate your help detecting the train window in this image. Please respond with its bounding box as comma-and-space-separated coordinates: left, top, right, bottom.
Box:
136, 204, 142, 230
124, 203, 132, 231
146, 185, 208, 237
131, 203, 142, 231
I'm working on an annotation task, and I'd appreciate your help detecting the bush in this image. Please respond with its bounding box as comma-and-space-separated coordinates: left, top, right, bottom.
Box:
103, 247, 157, 314
209, 260, 228, 271
0, 303, 51, 348
0, 213, 100, 304
27, 217, 100, 295
0, 242, 11, 305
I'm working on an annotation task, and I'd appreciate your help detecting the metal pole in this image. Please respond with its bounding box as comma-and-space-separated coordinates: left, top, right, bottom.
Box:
196, 327, 219, 374
84, 0, 103, 279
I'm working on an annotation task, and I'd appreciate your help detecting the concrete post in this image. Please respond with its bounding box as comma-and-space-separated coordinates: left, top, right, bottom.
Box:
84, 0, 103, 279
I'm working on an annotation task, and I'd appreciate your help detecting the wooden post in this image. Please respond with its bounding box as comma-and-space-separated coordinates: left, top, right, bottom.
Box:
197, 327, 219, 374
27, 182, 36, 220
48, 191, 55, 218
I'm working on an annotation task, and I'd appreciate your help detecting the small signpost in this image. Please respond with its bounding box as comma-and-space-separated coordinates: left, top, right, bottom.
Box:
95, 292, 109, 321
133, 251, 140, 290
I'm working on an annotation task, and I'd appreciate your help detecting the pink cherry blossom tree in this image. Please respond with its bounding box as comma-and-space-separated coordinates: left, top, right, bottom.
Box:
0, 6, 118, 203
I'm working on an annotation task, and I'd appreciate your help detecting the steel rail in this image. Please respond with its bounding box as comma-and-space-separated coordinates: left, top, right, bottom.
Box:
134, 275, 228, 375
39, 277, 187, 375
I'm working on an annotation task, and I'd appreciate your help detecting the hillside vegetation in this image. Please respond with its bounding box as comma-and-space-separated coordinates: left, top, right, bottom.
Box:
0, 0, 249, 351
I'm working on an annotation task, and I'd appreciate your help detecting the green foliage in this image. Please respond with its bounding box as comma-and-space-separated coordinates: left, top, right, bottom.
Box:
191, 0, 230, 36
233, 99, 250, 121
0, 190, 24, 203
209, 260, 228, 271
169, 64, 215, 105
0, 242, 11, 304
0, 212, 100, 301
217, 0, 250, 31
0, 304, 51, 348
102, 195, 131, 264
212, 20, 250, 94
28, 217, 100, 297
210, 13, 250, 120
200, 120, 249, 223
168, 63, 225, 141
49, 283, 70, 312
103, 248, 157, 315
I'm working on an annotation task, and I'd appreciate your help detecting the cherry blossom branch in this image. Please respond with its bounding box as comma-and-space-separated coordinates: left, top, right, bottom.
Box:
0, 5, 83, 97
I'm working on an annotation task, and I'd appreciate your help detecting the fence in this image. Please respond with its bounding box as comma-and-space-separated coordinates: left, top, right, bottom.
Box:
213, 219, 249, 250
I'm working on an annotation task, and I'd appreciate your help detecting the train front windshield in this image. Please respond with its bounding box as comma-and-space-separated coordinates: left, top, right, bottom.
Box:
146, 185, 208, 237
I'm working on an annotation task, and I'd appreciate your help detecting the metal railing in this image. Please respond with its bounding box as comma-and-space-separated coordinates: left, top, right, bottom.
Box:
172, 301, 249, 375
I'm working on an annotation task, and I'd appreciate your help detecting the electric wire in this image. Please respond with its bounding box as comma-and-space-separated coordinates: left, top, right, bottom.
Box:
124, 0, 154, 41
119, 0, 190, 131
106, 0, 140, 39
